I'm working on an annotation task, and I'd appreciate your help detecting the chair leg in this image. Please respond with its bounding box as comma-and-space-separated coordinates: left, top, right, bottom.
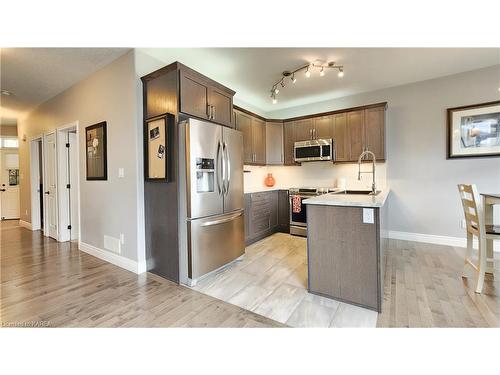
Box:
463, 231, 473, 277
475, 240, 487, 294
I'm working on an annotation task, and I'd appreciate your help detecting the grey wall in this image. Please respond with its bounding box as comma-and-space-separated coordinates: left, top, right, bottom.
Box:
18, 51, 143, 262
267, 65, 500, 238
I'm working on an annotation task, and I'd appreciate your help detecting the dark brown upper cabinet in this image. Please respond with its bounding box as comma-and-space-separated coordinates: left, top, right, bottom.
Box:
179, 70, 210, 120
347, 110, 365, 161
283, 121, 296, 166
234, 109, 266, 165
347, 107, 386, 161
293, 119, 314, 141
210, 86, 233, 127
266, 121, 284, 165
332, 113, 348, 161
178, 67, 234, 128
252, 118, 266, 164
313, 116, 333, 140
234, 102, 386, 166
364, 106, 385, 160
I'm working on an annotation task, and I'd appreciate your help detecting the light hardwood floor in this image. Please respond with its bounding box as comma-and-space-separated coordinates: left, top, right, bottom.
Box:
0, 220, 283, 328
377, 239, 500, 327
2, 220, 499, 328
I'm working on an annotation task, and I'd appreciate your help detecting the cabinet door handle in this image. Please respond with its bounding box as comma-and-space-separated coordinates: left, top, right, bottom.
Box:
207, 104, 211, 119
212, 105, 216, 120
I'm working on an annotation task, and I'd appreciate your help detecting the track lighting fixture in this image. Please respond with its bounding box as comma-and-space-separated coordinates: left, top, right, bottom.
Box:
270, 61, 344, 103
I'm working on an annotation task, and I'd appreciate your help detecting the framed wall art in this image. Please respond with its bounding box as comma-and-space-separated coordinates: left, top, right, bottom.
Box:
144, 114, 174, 182
447, 100, 500, 159
85, 121, 108, 180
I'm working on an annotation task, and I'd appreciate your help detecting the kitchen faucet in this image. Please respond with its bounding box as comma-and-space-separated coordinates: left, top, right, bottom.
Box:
357, 150, 377, 194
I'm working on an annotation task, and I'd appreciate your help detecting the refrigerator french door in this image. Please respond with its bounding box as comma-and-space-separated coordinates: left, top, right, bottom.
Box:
180, 118, 244, 284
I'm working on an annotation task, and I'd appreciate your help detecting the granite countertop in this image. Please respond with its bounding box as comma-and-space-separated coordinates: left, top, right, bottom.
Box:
303, 188, 390, 208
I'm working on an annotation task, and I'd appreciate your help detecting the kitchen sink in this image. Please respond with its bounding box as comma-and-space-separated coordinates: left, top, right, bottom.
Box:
335, 190, 381, 196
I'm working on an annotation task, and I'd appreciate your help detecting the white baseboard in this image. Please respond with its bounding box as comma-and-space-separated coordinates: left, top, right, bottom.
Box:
19, 220, 33, 230
388, 230, 500, 252
79, 241, 146, 274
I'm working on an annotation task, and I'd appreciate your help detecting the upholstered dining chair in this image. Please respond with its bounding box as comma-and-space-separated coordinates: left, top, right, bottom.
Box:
458, 184, 499, 293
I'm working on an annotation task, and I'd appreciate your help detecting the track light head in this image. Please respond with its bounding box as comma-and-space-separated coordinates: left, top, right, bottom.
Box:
338, 67, 344, 77
320, 67, 325, 77
305, 67, 311, 78
291, 74, 296, 83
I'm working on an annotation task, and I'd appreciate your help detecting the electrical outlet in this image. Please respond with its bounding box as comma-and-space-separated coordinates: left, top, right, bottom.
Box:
363, 208, 374, 224
118, 168, 124, 178
120, 233, 125, 245
460, 219, 466, 229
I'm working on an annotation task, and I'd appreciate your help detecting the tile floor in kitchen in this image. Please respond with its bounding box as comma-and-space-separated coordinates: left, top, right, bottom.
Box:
192, 232, 378, 327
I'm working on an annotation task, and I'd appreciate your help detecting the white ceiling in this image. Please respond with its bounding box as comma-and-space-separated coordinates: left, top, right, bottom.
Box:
0, 48, 130, 124
140, 48, 500, 113
1, 48, 498, 126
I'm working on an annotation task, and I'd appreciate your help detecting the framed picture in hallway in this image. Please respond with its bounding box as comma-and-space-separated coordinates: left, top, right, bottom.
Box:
85, 121, 108, 180
447, 100, 500, 159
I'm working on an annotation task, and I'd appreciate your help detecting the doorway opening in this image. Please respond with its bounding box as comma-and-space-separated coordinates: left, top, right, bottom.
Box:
0, 134, 20, 220
30, 137, 44, 230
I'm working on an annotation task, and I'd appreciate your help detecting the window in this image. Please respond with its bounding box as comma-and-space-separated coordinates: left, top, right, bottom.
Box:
0, 137, 19, 148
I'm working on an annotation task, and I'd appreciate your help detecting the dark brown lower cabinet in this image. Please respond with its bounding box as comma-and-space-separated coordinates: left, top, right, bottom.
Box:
307, 204, 386, 312
244, 190, 289, 245
277, 190, 289, 232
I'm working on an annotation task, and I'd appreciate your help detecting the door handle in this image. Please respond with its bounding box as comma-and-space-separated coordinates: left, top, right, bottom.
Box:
201, 211, 243, 227
0, 189, 5, 192
45, 191, 50, 195
223, 142, 230, 195
221, 142, 227, 195
216, 141, 222, 195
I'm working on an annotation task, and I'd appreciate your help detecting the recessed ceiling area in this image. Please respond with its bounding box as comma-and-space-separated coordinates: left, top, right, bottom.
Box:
139, 48, 500, 113
0, 48, 130, 123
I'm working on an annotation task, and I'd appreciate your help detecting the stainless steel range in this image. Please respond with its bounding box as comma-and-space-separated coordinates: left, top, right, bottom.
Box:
289, 187, 340, 237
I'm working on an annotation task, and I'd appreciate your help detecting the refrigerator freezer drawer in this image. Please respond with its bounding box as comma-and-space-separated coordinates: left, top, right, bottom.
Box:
188, 210, 245, 280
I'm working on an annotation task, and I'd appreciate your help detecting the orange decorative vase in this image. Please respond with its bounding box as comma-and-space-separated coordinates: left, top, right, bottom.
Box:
264, 173, 276, 187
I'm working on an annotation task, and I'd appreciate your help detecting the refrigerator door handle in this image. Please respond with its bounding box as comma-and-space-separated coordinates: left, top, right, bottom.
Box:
216, 141, 222, 195
223, 141, 230, 195
200, 211, 243, 227
220, 141, 226, 195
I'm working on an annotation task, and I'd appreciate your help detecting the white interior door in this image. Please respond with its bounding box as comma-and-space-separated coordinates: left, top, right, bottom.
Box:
0, 187, 20, 219
69, 132, 79, 240
43, 132, 58, 239
0, 150, 20, 220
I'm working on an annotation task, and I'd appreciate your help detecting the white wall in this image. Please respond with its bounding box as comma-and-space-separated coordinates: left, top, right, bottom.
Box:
266, 65, 500, 238
18, 51, 144, 264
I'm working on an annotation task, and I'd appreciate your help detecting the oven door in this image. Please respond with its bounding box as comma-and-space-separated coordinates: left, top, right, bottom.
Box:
289, 194, 309, 236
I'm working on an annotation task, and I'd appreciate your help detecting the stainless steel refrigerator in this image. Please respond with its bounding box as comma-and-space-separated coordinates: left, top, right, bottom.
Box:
178, 118, 244, 285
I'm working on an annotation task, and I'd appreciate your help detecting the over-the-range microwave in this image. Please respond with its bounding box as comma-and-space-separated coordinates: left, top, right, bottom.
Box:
294, 138, 333, 162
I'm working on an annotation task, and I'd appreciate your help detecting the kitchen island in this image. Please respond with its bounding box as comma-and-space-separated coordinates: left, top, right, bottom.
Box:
303, 189, 390, 312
